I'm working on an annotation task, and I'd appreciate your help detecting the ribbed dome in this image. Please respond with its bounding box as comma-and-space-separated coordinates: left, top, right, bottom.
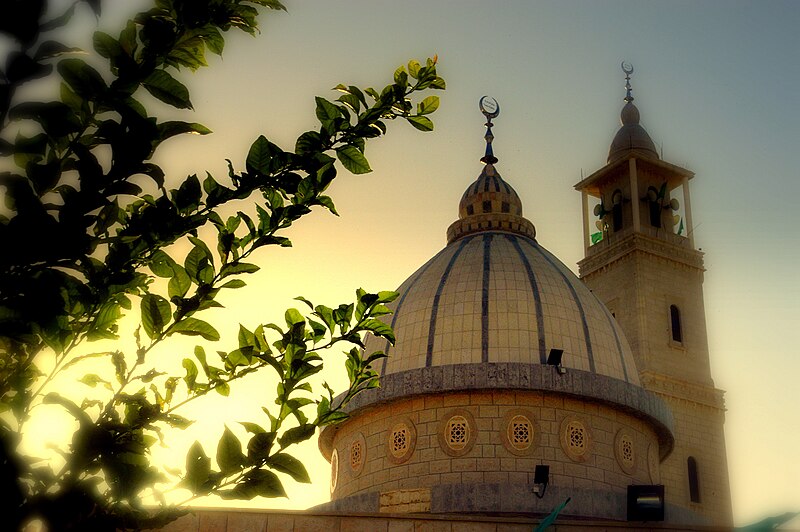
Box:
607, 101, 659, 162
458, 165, 522, 218
446, 164, 536, 243
367, 166, 640, 385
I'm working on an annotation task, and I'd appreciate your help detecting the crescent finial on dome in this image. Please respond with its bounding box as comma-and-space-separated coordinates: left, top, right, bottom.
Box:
479, 96, 499, 165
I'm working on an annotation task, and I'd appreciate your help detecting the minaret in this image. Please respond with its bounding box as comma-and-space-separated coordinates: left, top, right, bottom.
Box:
574, 64, 732, 525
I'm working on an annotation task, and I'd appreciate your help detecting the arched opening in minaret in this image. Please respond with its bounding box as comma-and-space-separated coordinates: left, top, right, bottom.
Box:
670, 305, 683, 343
612, 189, 623, 232
687, 456, 701, 503
647, 186, 662, 228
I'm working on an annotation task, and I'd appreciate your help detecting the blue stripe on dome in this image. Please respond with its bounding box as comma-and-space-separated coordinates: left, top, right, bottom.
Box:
481, 234, 493, 363
600, 306, 630, 383
528, 241, 597, 374
506, 235, 547, 364
426, 236, 473, 366
380, 249, 444, 375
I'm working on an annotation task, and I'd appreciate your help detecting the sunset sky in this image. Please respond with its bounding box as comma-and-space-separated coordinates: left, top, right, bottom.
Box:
15, 0, 800, 526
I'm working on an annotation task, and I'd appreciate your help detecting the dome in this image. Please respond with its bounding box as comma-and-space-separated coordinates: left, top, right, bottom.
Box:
319, 102, 675, 519
366, 168, 639, 386
607, 101, 659, 162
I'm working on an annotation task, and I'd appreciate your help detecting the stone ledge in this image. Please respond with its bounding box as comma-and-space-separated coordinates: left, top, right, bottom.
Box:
319, 364, 674, 460
313, 482, 710, 526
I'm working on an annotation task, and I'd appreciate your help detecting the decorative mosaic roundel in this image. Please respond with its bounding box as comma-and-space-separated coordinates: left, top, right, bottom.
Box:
568, 422, 586, 453
510, 416, 532, 450
330, 448, 339, 494
500, 409, 538, 456
446, 416, 470, 450
614, 429, 636, 474
350, 432, 366, 476
560, 416, 591, 462
438, 409, 477, 457
387, 419, 416, 464
390, 426, 409, 457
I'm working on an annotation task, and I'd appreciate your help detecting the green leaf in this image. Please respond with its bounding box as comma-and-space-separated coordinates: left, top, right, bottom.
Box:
78, 373, 112, 390
170, 318, 220, 341
240, 469, 286, 499
149, 250, 177, 277
246, 135, 271, 175
295, 131, 322, 156
418, 95, 440, 115
202, 28, 225, 56
217, 426, 245, 475
393, 65, 408, 87
141, 294, 172, 339
143, 70, 192, 109
93, 32, 122, 60
336, 145, 372, 175
314, 97, 340, 123
57, 59, 106, 98
42, 393, 92, 426
247, 431, 275, 462
278, 424, 315, 447
240, 422, 266, 434
284, 308, 305, 327
407, 59, 421, 79
268, 452, 311, 483
220, 262, 260, 276
215, 381, 231, 396
40, 2, 78, 31
163, 414, 194, 429
35, 40, 82, 61
87, 302, 122, 341
407, 115, 434, 132
361, 318, 395, 343
168, 265, 192, 299
158, 121, 212, 141
182, 358, 198, 389
184, 441, 211, 493
112, 351, 127, 384
430, 76, 446, 90
62, 351, 113, 370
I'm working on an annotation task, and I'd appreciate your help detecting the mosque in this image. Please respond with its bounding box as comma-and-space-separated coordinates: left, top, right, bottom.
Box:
167, 67, 733, 530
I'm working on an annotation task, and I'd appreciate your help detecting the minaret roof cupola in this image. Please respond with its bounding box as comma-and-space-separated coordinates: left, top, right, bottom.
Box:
608, 62, 659, 163
447, 96, 536, 243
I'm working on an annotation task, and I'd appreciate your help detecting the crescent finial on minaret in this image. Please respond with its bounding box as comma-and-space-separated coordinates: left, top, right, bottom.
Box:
621, 62, 635, 103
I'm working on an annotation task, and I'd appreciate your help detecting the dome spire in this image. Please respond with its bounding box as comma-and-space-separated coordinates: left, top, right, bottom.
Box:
446, 97, 536, 243
479, 96, 499, 165
622, 61, 634, 103
607, 62, 659, 162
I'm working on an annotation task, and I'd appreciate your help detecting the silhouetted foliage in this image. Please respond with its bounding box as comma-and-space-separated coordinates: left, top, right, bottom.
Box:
0, 0, 444, 529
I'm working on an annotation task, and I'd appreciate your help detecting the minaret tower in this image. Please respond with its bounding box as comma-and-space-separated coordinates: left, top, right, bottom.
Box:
574, 64, 732, 525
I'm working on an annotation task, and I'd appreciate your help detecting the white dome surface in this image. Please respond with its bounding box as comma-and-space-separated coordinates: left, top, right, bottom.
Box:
368, 229, 639, 385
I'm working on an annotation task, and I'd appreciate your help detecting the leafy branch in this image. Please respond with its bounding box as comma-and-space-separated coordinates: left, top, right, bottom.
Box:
0, 0, 444, 529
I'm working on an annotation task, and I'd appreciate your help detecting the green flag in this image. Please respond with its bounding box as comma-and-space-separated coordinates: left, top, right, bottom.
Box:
534, 497, 571, 531
678, 218, 684, 235
737, 510, 799, 531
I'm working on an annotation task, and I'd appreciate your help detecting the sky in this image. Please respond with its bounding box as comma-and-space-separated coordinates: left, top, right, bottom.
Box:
12, 0, 800, 526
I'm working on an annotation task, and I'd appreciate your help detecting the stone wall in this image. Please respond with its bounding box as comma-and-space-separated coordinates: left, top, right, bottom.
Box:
325, 388, 661, 520
159, 508, 730, 532
580, 223, 732, 526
